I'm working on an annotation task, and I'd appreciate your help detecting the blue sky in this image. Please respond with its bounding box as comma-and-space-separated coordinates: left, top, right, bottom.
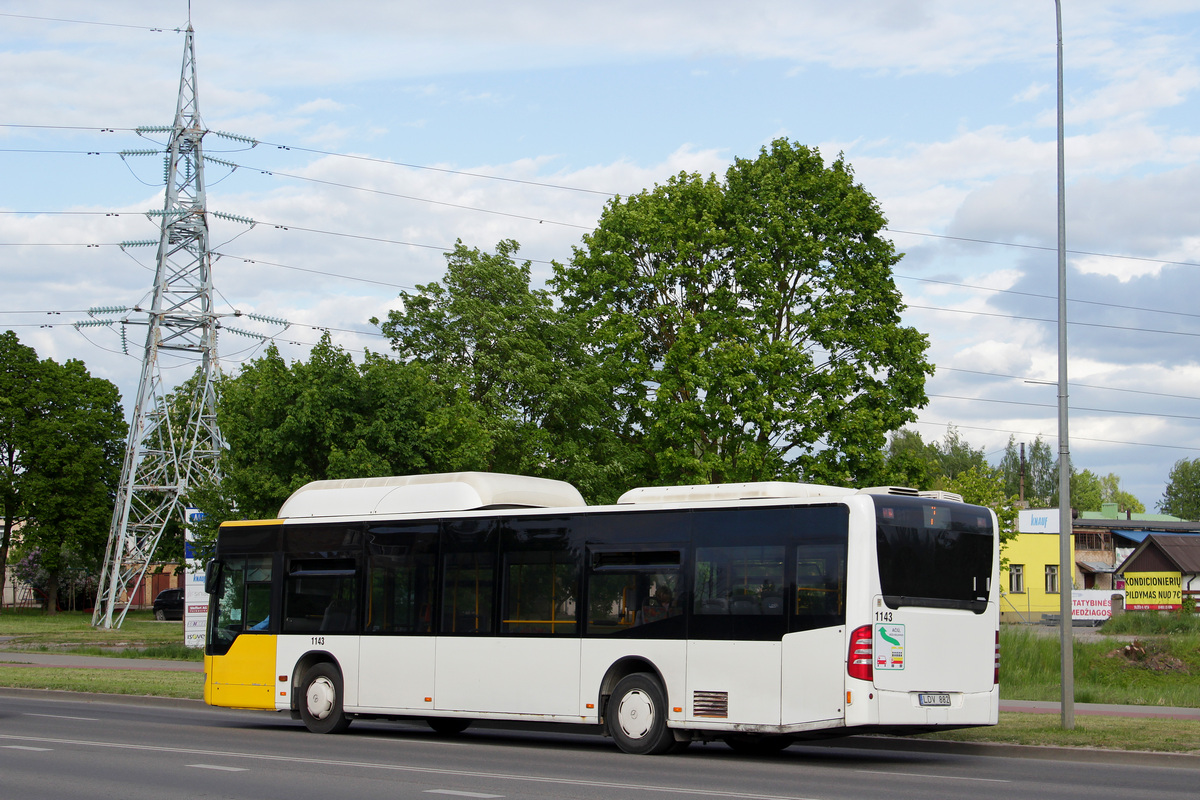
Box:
3, 1, 1200, 509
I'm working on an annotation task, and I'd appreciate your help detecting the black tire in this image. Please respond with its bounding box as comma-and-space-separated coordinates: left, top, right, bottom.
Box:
606, 673, 676, 755
298, 663, 351, 734
722, 734, 793, 755
154, 609, 166, 621
426, 718, 471, 735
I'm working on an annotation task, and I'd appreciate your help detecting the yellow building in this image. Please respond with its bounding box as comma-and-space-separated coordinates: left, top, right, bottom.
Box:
1000, 510, 1074, 624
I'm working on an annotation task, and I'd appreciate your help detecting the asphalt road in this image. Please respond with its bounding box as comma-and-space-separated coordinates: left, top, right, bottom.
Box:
0, 690, 1197, 800
5, 649, 1199, 721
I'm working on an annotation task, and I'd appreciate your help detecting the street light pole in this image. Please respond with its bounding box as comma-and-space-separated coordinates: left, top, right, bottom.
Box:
1055, 0, 1075, 731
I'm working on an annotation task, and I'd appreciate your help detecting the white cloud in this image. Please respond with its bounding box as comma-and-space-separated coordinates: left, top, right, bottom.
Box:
4, 0, 1200, 511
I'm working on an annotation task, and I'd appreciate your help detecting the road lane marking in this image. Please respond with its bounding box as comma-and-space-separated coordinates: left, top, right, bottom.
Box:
0, 733, 821, 800
425, 791, 504, 798
24, 713, 99, 721
855, 769, 1009, 783
188, 764, 249, 772
2, 746, 53, 751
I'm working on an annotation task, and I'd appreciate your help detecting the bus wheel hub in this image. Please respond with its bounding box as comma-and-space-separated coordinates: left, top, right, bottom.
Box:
307, 676, 335, 720
617, 690, 654, 739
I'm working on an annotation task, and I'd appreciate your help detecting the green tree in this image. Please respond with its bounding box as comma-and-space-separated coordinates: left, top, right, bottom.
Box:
375, 240, 637, 502
998, 435, 1057, 506
932, 425, 987, 483
0, 330, 44, 611
1099, 472, 1145, 514
881, 428, 938, 490
944, 464, 1019, 552
10, 353, 125, 613
209, 335, 491, 526
1159, 458, 1200, 520
1071, 468, 1103, 512
555, 139, 931, 487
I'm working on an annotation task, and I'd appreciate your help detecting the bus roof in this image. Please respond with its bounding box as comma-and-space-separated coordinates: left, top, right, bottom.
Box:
617, 481, 853, 505
277, 472, 587, 519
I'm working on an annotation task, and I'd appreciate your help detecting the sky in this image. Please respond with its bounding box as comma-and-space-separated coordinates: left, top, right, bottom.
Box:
2, 0, 1200, 510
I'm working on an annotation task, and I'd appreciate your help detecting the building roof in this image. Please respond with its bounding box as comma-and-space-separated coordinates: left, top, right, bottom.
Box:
1116, 533, 1200, 575
1073, 517, 1200, 533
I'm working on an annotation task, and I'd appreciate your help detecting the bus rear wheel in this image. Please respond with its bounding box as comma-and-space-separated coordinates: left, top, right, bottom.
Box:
299, 663, 351, 734
606, 673, 676, 755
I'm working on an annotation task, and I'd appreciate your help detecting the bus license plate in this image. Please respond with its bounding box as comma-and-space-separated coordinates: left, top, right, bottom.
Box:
918, 693, 951, 707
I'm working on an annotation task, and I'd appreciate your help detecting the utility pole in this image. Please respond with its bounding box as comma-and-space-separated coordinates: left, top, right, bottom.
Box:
92, 25, 224, 629
1055, 0, 1075, 730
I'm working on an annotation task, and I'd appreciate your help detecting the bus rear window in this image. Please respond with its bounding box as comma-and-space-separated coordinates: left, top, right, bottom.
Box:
872, 496, 993, 613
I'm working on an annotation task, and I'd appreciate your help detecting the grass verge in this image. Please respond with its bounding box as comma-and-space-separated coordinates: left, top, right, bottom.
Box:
0, 609, 202, 660
915, 712, 1200, 754
0, 665, 203, 699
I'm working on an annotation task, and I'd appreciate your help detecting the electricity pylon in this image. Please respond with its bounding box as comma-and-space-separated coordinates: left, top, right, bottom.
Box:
93, 24, 224, 629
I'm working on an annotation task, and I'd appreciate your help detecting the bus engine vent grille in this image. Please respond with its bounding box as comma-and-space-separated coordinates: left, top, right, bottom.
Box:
693, 690, 729, 718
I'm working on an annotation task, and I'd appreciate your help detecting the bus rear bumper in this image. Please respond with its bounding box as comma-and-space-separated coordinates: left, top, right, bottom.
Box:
873, 685, 999, 728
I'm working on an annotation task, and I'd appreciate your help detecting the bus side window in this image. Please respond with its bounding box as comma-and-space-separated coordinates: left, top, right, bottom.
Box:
694, 546, 785, 617
365, 524, 438, 634
283, 559, 359, 634
441, 519, 496, 635
792, 544, 846, 631
586, 549, 682, 637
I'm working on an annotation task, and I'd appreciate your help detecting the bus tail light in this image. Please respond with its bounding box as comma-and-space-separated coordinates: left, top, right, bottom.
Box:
994, 630, 1000, 685
847, 624, 873, 682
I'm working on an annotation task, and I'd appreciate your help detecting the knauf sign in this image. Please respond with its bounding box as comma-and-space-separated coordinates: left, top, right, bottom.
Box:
1018, 509, 1060, 534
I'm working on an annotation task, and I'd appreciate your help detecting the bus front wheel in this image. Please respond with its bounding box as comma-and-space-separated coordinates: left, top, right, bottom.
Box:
606, 673, 676, 755
299, 663, 351, 734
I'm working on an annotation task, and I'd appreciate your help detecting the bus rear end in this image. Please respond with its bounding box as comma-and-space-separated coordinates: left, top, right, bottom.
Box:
846, 493, 999, 733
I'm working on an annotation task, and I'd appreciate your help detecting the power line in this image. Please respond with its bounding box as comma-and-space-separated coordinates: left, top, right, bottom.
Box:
907, 304, 1200, 339
907, 419, 1200, 453
928, 393, 1200, 422
897, 273, 1200, 322
254, 139, 618, 196
936, 366, 1200, 403
239, 164, 593, 230
213, 252, 419, 291
0, 12, 179, 33
886, 227, 1200, 272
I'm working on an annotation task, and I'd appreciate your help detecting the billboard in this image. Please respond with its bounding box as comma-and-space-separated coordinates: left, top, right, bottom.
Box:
1123, 571, 1182, 611
1072, 589, 1120, 620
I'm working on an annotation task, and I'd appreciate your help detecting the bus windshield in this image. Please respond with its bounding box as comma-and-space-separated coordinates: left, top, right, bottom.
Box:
872, 495, 993, 613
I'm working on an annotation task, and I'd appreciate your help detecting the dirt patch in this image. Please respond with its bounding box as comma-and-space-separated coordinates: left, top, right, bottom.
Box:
1107, 640, 1191, 674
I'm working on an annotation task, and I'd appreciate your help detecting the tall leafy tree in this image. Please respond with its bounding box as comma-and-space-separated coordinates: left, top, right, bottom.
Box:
1159, 458, 1200, 520
999, 435, 1057, 506
0, 331, 43, 611
1099, 472, 1144, 514
209, 335, 491, 525
881, 428, 938, 489
932, 425, 987, 482
8, 351, 125, 613
375, 240, 636, 502
555, 139, 932, 487
944, 464, 1019, 552
1070, 468, 1104, 512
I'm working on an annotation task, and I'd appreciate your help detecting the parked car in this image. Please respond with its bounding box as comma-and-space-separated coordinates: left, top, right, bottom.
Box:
152, 588, 185, 621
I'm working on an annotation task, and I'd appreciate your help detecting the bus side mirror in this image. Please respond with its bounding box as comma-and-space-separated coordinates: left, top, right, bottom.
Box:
204, 560, 219, 595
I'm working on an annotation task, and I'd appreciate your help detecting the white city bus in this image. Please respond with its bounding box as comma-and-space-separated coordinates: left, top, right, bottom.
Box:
204, 472, 999, 754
